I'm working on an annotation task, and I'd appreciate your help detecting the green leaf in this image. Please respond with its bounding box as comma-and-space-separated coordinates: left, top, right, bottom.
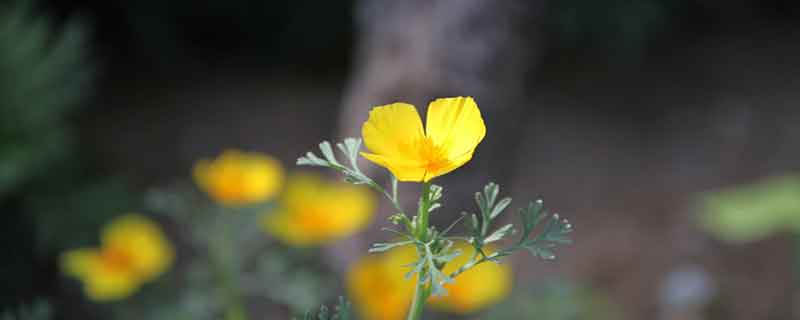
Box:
698, 174, 800, 243
369, 240, 413, 253
490, 197, 512, 220
429, 184, 443, 202
485, 224, 514, 244
318, 141, 341, 167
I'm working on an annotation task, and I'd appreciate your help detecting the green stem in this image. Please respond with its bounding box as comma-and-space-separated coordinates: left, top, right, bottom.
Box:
214, 215, 248, 320
406, 275, 431, 320
406, 182, 434, 320
417, 182, 432, 240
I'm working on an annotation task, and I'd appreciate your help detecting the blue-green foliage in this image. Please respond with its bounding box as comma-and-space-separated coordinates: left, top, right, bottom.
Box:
0, 0, 93, 197
298, 297, 352, 320
0, 300, 50, 320
485, 281, 620, 320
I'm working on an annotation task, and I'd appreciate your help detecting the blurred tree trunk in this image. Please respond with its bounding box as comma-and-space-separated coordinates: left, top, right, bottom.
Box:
331, 0, 547, 265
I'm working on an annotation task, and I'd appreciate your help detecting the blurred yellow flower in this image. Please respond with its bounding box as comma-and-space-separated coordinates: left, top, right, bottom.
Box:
61, 214, 174, 302
361, 96, 486, 182
347, 245, 417, 320
261, 172, 375, 246
194, 150, 284, 206
347, 242, 511, 319
428, 242, 512, 314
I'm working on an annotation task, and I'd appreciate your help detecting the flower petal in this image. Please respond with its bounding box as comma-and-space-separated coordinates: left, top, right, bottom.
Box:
361, 102, 426, 160
83, 265, 141, 302
361, 152, 427, 182
101, 214, 174, 282
428, 242, 511, 314
423, 150, 476, 182
262, 173, 375, 246
61, 248, 101, 278
425, 97, 486, 159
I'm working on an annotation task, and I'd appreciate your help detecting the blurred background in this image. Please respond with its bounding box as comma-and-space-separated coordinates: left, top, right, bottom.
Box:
3, 0, 800, 319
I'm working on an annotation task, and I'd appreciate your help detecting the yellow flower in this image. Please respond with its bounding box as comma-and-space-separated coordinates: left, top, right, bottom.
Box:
428, 242, 512, 314
261, 172, 375, 246
61, 214, 174, 302
361, 96, 486, 182
347, 246, 417, 320
347, 242, 511, 319
194, 150, 284, 206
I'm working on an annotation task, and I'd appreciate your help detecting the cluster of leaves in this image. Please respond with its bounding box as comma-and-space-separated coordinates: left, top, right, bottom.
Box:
297, 297, 352, 320
434, 183, 573, 284
299, 138, 573, 296
298, 139, 394, 199
468, 183, 573, 261
298, 138, 405, 217
0, 300, 50, 320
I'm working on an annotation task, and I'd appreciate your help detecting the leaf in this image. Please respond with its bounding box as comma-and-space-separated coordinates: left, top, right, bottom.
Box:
467, 213, 480, 236
525, 245, 556, 260
490, 197, 512, 220
318, 141, 341, 167
433, 248, 461, 264
429, 184, 443, 202
484, 182, 499, 208
297, 138, 377, 187
699, 174, 800, 243
369, 241, 413, 253
297, 152, 327, 166
484, 224, 514, 244
520, 200, 545, 236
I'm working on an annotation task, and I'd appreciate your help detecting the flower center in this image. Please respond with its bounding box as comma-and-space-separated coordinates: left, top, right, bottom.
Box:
214, 168, 247, 201
417, 137, 450, 173
101, 246, 135, 273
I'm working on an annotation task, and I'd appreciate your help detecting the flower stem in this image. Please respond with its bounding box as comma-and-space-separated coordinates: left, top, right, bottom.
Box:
406, 182, 434, 320
417, 182, 432, 240
213, 214, 248, 320
406, 275, 431, 320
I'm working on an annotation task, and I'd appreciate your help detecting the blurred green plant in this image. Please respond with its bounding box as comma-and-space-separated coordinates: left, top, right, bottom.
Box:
141, 182, 337, 319
699, 174, 800, 243
0, 0, 92, 197
0, 300, 50, 320
298, 297, 352, 320
484, 281, 620, 320
0, 0, 141, 311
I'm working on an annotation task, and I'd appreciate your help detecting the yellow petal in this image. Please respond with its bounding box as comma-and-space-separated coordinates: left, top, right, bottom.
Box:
61, 248, 101, 278
362, 102, 425, 157
193, 150, 284, 206
60, 247, 141, 302
419, 149, 476, 182
262, 173, 375, 246
101, 214, 174, 282
360, 152, 427, 182
82, 264, 141, 302
425, 97, 486, 160
347, 246, 417, 320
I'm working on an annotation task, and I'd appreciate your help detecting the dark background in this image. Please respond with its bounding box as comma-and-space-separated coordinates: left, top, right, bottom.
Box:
4, 0, 800, 319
